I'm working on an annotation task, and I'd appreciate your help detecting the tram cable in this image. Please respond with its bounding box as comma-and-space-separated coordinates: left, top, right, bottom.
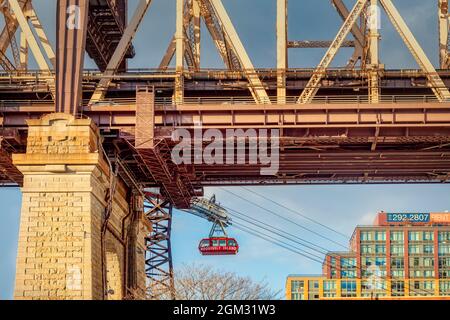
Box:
232, 222, 325, 264
224, 205, 330, 254
232, 218, 436, 297
219, 188, 349, 249
183, 194, 436, 296
240, 186, 350, 239
223, 190, 437, 295
231, 218, 326, 261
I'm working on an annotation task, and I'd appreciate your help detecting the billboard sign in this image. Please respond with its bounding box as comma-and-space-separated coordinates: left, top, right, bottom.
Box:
386, 213, 430, 223
430, 213, 450, 224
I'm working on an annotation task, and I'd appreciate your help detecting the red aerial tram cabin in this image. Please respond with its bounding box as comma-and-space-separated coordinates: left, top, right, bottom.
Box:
198, 237, 239, 256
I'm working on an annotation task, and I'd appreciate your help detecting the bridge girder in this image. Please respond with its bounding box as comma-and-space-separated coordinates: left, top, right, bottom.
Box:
3, 0, 450, 302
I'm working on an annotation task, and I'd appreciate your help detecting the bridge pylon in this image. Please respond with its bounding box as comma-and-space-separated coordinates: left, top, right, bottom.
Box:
12, 113, 149, 300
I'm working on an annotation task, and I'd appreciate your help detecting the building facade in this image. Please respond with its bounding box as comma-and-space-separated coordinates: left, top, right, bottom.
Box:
286, 212, 450, 300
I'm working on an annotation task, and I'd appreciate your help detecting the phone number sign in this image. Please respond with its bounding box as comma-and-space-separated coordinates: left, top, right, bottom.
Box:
387, 213, 430, 223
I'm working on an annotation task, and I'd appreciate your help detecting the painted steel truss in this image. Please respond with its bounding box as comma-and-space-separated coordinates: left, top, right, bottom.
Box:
144, 193, 175, 300
1, 1, 450, 109
296, 0, 450, 104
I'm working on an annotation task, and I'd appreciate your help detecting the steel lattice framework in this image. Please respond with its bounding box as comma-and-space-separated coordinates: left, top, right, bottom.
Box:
143, 193, 175, 300
2, 0, 450, 299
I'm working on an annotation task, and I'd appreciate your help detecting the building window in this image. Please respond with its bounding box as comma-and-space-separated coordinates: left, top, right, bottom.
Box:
361, 231, 373, 241
438, 232, 450, 242
414, 281, 420, 290
330, 257, 336, 266
424, 270, 435, 278
361, 245, 374, 254
423, 245, 434, 254
341, 258, 356, 268
391, 281, 405, 296
375, 244, 386, 254
341, 270, 356, 279
440, 280, 450, 294
290, 281, 305, 300
409, 280, 435, 296
409, 244, 420, 254
291, 293, 304, 300
409, 231, 420, 241
309, 280, 319, 290
439, 244, 450, 256
391, 244, 404, 255
411, 257, 420, 267
375, 231, 386, 241
423, 231, 434, 241
375, 257, 386, 266
331, 269, 337, 278
391, 231, 404, 241
363, 257, 374, 266
424, 281, 434, 291
423, 257, 434, 267
391, 270, 405, 278
439, 257, 450, 268
413, 270, 422, 278
323, 280, 336, 291
341, 280, 357, 297
291, 280, 304, 292
391, 257, 404, 268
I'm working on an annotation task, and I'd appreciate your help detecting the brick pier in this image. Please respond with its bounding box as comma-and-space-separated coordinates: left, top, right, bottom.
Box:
12, 113, 149, 300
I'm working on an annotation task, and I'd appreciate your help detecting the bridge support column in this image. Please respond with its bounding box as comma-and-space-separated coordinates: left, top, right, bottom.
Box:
12, 113, 149, 300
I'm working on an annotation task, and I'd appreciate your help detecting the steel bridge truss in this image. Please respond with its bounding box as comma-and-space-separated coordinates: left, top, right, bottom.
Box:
2, 0, 450, 301
1, 0, 450, 105
144, 192, 175, 300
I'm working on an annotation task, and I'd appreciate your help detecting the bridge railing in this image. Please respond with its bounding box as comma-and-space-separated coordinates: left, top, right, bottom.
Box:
0, 94, 442, 109
154, 95, 440, 106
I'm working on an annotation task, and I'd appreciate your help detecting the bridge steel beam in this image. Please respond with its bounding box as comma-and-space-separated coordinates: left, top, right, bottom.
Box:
3, 101, 450, 128
277, 0, 287, 104
439, 0, 449, 69
209, 0, 270, 104
368, 0, 380, 104
55, 0, 89, 114
298, 0, 368, 104
89, 0, 154, 105
0, 1, 54, 72
8, 0, 50, 72
330, 0, 366, 67
85, 0, 133, 72
159, 0, 200, 71
0, 0, 28, 56
144, 194, 175, 300
175, 0, 185, 104
27, 3, 56, 68
380, 0, 450, 102
192, 0, 201, 69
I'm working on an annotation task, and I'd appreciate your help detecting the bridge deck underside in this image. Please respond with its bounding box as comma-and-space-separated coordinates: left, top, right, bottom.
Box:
86, 0, 134, 72
2, 105, 450, 188
1, 70, 450, 193
0, 69, 447, 99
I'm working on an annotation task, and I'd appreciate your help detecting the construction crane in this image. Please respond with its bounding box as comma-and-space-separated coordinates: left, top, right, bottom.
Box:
188, 195, 239, 256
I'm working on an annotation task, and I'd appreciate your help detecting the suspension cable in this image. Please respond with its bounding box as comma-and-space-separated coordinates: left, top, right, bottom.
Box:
232, 219, 435, 296
240, 186, 349, 239
220, 188, 349, 249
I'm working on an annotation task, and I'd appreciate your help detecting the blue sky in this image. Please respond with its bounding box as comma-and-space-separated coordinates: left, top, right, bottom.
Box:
0, 0, 448, 299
